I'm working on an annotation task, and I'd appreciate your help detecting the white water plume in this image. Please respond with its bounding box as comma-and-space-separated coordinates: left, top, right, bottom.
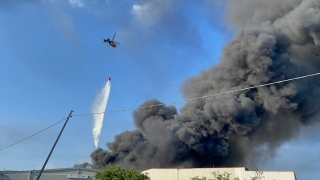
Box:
92, 80, 111, 148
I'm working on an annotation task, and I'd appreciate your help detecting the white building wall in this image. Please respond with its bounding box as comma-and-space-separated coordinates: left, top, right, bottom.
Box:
178, 168, 237, 180
1, 167, 297, 180
143, 169, 177, 180
242, 171, 296, 180
143, 168, 238, 180
143, 167, 297, 180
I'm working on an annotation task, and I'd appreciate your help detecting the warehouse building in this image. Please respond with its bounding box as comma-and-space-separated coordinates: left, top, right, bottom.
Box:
0, 167, 296, 180
142, 167, 297, 180
0, 168, 99, 180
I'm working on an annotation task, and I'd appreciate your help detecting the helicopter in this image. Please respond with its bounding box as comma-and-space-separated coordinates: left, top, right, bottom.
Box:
103, 33, 120, 48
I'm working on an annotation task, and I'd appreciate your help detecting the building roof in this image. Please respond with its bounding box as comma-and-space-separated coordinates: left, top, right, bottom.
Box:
0, 167, 100, 173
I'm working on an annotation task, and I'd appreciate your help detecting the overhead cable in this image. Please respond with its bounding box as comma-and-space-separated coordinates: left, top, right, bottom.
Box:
0, 118, 67, 151
73, 72, 320, 117
1, 72, 320, 150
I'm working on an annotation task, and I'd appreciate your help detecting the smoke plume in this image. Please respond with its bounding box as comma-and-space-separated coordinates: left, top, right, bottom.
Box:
90, 0, 320, 170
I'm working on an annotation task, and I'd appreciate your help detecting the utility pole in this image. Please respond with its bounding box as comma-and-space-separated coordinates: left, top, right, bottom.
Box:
36, 110, 73, 180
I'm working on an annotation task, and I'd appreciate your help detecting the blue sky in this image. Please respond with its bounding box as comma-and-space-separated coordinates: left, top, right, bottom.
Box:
0, 0, 319, 180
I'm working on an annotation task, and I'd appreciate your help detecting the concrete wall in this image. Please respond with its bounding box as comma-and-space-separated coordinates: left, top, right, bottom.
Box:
242, 170, 297, 180
0, 171, 30, 180
143, 167, 297, 180
0, 168, 99, 180
1, 167, 297, 180
143, 168, 238, 180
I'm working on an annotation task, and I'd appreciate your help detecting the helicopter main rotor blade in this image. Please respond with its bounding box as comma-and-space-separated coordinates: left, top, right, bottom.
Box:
112, 33, 116, 41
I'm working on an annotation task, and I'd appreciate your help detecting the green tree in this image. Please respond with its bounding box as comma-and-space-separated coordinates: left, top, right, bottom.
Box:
190, 170, 264, 180
212, 171, 232, 180
95, 166, 150, 180
248, 168, 264, 180
190, 176, 211, 180
191, 171, 232, 180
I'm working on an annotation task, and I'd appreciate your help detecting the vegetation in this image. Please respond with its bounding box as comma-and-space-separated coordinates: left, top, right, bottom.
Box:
191, 171, 233, 180
191, 169, 265, 180
94, 166, 150, 180
248, 169, 264, 180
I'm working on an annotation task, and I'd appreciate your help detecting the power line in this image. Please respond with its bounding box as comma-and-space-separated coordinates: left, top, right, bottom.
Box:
73, 72, 320, 117
0, 118, 67, 151
1, 72, 319, 151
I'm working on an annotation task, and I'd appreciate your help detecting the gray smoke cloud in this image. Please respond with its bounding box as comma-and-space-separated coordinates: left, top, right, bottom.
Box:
225, 0, 303, 29
74, 162, 91, 169
89, 0, 320, 170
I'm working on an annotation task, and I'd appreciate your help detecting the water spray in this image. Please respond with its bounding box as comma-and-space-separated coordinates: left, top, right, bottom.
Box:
92, 78, 111, 148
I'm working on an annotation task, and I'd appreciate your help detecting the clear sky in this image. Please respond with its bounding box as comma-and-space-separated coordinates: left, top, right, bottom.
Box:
0, 1, 319, 180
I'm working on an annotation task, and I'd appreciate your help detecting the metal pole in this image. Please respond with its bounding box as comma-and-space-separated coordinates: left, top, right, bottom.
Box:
36, 110, 73, 180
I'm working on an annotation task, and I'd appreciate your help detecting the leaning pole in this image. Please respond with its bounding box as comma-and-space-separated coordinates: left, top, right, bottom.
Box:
36, 110, 74, 180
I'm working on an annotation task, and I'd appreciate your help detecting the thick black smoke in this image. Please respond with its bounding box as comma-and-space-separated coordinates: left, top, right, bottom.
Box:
89, 0, 320, 170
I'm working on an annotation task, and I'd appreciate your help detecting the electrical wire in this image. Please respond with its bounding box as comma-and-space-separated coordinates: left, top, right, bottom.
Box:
73, 72, 320, 117
1, 72, 319, 151
0, 118, 67, 151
